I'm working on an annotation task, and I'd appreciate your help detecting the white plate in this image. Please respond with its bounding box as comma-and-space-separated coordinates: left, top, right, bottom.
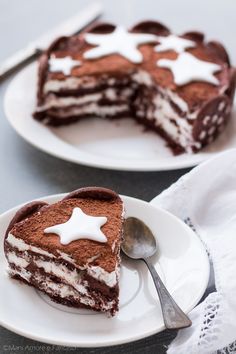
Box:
0, 193, 209, 347
4, 63, 236, 171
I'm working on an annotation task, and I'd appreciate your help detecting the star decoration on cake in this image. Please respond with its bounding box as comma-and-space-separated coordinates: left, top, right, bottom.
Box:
49, 56, 81, 76
155, 34, 196, 53
44, 207, 108, 245
83, 26, 157, 63
157, 52, 221, 86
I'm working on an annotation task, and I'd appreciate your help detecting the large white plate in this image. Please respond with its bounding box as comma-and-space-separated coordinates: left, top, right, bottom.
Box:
4, 63, 236, 171
0, 193, 209, 347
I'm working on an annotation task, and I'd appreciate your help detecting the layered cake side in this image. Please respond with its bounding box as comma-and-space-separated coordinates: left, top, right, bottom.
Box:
33, 20, 236, 154
4, 187, 124, 316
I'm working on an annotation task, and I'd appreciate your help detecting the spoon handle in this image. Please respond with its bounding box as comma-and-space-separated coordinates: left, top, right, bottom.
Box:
143, 257, 192, 330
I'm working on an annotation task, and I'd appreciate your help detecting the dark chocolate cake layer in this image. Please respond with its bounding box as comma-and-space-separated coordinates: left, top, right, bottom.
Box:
4, 187, 124, 316
33, 21, 235, 154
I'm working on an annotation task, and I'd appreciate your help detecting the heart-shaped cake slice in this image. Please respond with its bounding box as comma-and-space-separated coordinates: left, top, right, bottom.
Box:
4, 187, 124, 316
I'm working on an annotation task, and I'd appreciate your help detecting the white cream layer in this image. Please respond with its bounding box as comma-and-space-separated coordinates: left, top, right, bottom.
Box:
37, 88, 133, 112
7, 249, 88, 295
44, 92, 102, 109
153, 94, 196, 150
43, 75, 130, 94
34, 258, 88, 295
153, 93, 200, 152
159, 87, 190, 114
44, 76, 99, 93
8, 265, 100, 309
132, 70, 153, 86
7, 252, 116, 311
7, 233, 54, 258
7, 233, 118, 287
38, 87, 133, 112
87, 266, 118, 288
41, 104, 129, 121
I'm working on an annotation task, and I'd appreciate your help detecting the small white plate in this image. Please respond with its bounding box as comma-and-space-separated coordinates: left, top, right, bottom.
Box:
4, 63, 236, 171
0, 193, 209, 347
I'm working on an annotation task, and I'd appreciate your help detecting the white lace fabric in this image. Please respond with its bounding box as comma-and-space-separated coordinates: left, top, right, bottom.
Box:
151, 149, 236, 354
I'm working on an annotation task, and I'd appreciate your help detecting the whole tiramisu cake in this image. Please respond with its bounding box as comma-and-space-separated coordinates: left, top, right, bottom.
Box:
4, 187, 124, 316
33, 20, 236, 154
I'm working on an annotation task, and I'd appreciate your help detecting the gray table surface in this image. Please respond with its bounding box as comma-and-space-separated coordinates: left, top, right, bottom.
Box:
0, 0, 234, 352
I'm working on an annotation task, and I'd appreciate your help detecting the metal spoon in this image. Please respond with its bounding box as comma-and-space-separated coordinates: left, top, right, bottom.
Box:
122, 217, 192, 330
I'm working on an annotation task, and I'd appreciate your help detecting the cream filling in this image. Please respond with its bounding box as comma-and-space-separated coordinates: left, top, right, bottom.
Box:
133, 71, 191, 114
34, 258, 88, 295
43, 75, 130, 94
7, 233, 54, 258
146, 93, 201, 151
57, 250, 100, 266
9, 265, 116, 310
8, 263, 95, 307
43, 92, 103, 109
8, 253, 116, 310
41, 103, 129, 120
159, 87, 189, 113
87, 266, 118, 288
7, 250, 88, 294
38, 88, 133, 112
7, 233, 118, 287
35, 258, 118, 290
44, 76, 99, 93
7, 252, 29, 268
132, 70, 153, 86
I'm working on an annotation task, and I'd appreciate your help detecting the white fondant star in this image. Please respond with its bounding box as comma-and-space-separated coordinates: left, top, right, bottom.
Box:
49, 56, 81, 76
83, 26, 157, 63
155, 34, 196, 53
44, 207, 107, 245
157, 52, 221, 86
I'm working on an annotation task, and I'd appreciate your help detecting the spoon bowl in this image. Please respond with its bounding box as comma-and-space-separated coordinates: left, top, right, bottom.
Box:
122, 217, 157, 259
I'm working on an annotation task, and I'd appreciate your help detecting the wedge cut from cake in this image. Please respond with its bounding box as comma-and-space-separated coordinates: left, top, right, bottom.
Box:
4, 187, 124, 316
33, 20, 236, 154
